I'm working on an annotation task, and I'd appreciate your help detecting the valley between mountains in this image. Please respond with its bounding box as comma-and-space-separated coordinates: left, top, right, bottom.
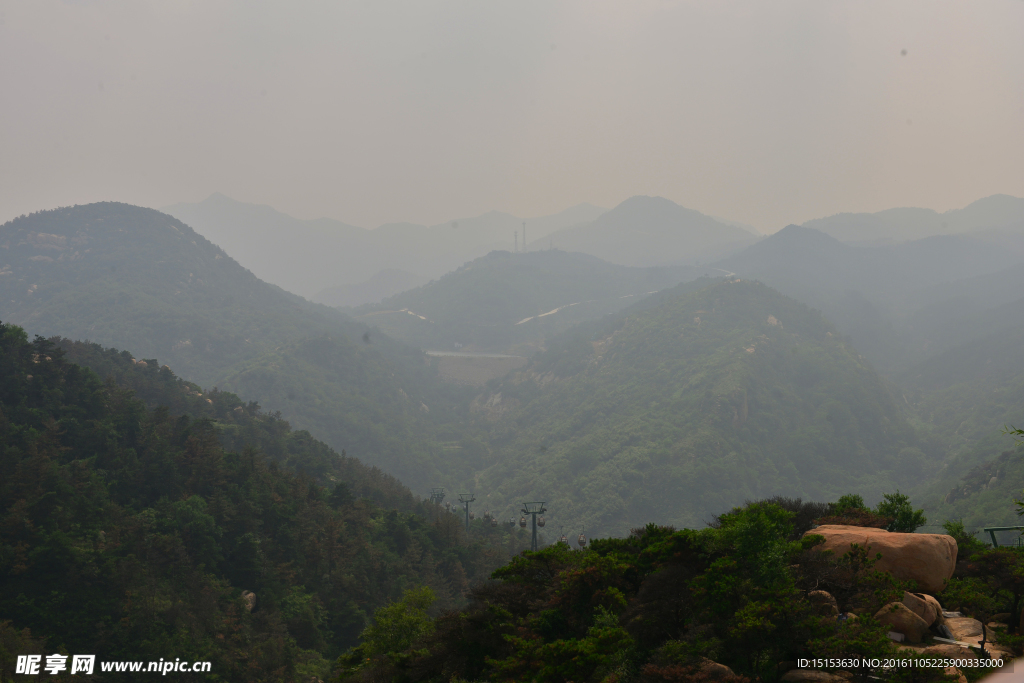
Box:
4, 197, 1024, 539
4, 195, 1024, 681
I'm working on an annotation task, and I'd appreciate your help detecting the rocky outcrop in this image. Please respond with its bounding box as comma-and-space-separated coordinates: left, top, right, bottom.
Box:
241, 590, 256, 612
902, 591, 941, 627
875, 602, 930, 643
945, 617, 982, 640
803, 525, 957, 593
697, 658, 740, 680
945, 667, 968, 683
807, 590, 839, 617
944, 617, 1014, 658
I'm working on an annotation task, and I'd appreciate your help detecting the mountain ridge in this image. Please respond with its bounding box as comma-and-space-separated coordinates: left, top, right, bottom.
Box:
163, 193, 607, 298
535, 195, 758, 267
353, 249, 704, 354
801, 193, 1024, 245
468, 278, 919, 536
0, 202, 475, 486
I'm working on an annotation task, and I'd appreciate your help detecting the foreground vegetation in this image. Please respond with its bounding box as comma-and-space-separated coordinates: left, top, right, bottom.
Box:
332, 491, 1024, 683
5, 317, 1024, 683
0, 324, 516, 681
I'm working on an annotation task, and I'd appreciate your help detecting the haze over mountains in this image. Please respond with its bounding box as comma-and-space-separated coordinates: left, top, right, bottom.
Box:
163, 193, 758, 306
714, 219, 1024, 372
4, 195, 1024, 540
800, 194, 1024, 245
529, 195, 758, 267
9, 1, 1024, 675
354, 249, 703, 354
163, 193, 606, 301
0, 203, 475, 486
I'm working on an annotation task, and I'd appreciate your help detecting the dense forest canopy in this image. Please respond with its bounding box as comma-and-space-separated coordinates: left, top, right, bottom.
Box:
0, 204, 488, 488
471, 279, 922, 535
0, 324, 522, 681
331, 493, 1024, 683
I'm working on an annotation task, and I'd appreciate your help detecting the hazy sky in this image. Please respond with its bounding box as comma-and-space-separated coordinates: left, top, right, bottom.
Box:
2, 0, 1022, 232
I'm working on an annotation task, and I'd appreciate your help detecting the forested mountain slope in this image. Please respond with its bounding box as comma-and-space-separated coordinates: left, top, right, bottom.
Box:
0, 325, 511, 681
0, 202, 368, 382
316, 268, 431, 308
715, 225, 1024, 370
0, 203, 476, 486
899, 322, 1024, 491
355, 249, 703, 353
918, 447, 1024, 537
471, 279, 921, 536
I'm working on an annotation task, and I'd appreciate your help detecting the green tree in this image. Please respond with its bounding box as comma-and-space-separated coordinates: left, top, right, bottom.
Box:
875, 490, 927, 533
942, 519, 988, 557
941, 578, 1001, 658
358, 586, 435, 662
834, 494, 866, 514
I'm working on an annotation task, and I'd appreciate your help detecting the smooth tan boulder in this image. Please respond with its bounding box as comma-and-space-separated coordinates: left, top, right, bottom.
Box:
919, 593, 945, 627
804, 525, 957, 593
808, 590, 839, 617
945, 617, 983, 640
698, 658, 739, 680
875, 602, 930, 643
902, 591, 940, 626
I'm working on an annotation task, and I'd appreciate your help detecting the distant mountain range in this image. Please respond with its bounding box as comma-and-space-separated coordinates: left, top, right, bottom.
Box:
163, 193, 606, 300
708, 217, 1024, 518
354, 249, 704, 353
714, 223, 1024, 370
8, 198, 1024, 542
534, 195, 758, 267
0, 202, 474, 485
160, 193, 1024, 308
163, 194, 763, 303
800, 194, 1024, 245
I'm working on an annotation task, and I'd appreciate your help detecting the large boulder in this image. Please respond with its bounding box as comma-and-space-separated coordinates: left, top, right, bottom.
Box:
808, 590, 839, 617
945, 617, 982, 641
803, 525, 957, 593
698, 658, 740, 680
902, 591, 941, 627
875, 602, 930, 643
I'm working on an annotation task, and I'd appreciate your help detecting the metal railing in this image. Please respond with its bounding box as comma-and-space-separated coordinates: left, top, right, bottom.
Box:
982, 526, 1024, 548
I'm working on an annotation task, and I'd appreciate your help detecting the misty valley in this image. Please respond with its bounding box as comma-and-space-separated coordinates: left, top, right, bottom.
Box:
2, 193, 1024, 682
